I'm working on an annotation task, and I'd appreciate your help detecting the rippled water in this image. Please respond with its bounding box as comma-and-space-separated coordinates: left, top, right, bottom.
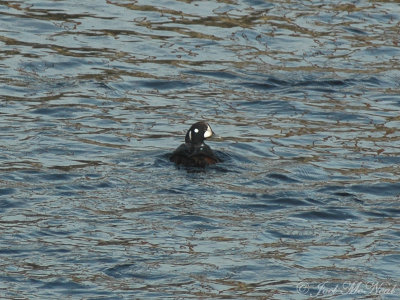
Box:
1, 0, 400, 299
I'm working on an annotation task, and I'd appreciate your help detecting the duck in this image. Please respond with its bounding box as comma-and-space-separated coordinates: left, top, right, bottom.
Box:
170, 121, 220, 168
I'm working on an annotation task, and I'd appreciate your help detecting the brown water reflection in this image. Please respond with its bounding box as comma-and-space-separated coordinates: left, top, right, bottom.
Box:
1, 0, 400, 299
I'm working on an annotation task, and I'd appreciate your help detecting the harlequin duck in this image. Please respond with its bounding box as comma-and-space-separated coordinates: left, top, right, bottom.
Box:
170, 121, 220, 168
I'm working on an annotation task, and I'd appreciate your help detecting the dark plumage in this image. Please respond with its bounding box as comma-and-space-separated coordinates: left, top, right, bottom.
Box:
170, 121, 220, 168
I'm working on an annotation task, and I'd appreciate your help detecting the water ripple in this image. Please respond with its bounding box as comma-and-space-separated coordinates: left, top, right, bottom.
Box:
1, 0, 400, 298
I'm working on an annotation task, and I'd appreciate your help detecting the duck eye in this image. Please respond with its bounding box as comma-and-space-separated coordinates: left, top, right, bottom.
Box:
194, 128, 199, 133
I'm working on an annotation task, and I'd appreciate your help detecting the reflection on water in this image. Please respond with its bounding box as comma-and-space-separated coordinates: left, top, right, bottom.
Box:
1, 0, 400, 298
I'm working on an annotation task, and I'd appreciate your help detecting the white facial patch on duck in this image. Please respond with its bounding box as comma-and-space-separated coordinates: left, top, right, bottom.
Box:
204, 125, 212, 138
188, 130, 192, 141
194, 128, 199, 133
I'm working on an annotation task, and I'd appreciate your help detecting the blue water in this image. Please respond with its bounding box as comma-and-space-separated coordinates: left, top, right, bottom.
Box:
1, 0, 400, 299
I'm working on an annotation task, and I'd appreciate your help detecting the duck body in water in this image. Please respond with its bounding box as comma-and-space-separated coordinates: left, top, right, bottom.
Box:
170, 121, 220, 168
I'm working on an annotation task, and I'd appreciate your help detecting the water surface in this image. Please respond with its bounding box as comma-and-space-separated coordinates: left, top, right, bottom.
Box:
1, 0, 400, 298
